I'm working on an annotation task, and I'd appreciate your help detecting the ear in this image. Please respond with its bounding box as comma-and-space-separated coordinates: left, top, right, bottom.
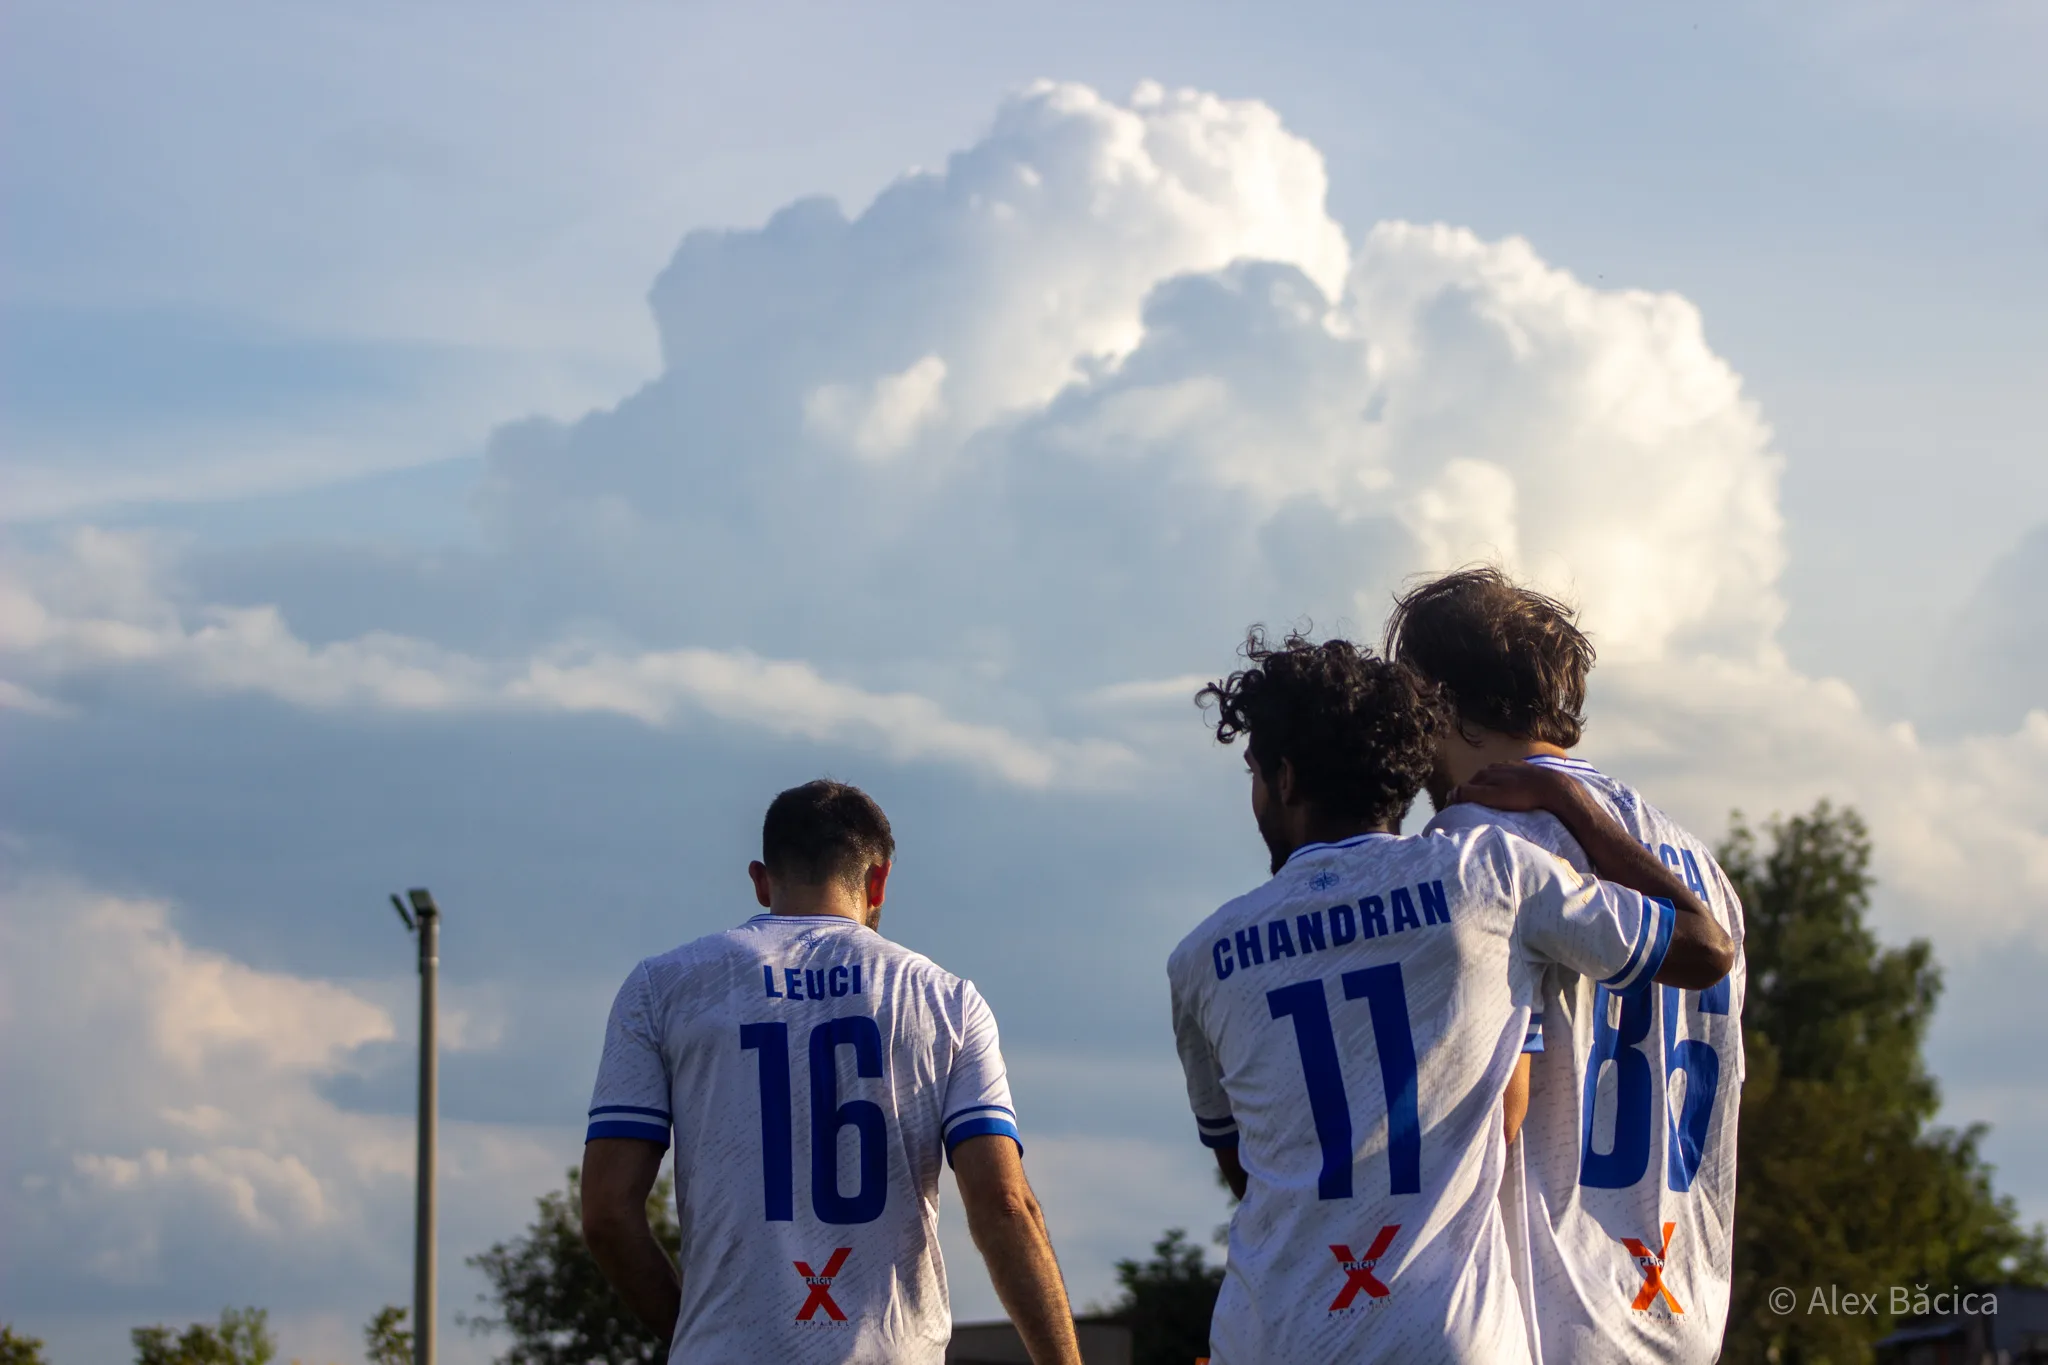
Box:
748, 860, 773, 909
865, 860, 892, 910
1274, 755, 1299, 807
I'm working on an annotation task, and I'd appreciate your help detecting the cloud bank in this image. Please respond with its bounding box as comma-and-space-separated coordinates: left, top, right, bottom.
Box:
0, 529, 1132, 789
16, 80, 2037, 938
0, 879, 560, 1315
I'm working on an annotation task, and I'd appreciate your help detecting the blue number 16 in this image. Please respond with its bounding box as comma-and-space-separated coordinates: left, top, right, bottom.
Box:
1267, 963, 1421, 1199
739, 1016, 890, 1224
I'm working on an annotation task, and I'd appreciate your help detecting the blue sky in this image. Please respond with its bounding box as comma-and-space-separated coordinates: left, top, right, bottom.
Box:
4, 3, 2045, 1361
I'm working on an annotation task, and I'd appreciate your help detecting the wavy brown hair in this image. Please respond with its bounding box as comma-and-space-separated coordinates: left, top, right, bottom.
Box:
1197, 627, 1444, 829
1383, 566, 1595, 747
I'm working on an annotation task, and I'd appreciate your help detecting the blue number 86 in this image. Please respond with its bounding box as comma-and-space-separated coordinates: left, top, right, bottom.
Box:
1578, 981, 1726, 1192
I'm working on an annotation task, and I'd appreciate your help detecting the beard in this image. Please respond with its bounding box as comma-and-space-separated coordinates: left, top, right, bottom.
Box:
1256, 802, 1292, 876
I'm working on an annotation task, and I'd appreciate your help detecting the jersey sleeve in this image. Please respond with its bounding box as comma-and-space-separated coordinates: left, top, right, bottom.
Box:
1169, 956, 1236, 1150
586, 961, 673, 1149
1430, 808, 1587, 1055
1496, 829, 1674, 995
940, 982, 1022, 1166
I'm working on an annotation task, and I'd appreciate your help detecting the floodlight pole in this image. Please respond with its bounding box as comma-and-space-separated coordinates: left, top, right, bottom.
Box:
404, 888, 441, 1365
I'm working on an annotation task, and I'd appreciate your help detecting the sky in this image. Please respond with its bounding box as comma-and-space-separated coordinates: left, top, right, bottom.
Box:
3, 1, 2045, 1361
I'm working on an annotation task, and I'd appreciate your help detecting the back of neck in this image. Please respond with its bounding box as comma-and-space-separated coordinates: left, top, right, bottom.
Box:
1444, 730, 1571, 792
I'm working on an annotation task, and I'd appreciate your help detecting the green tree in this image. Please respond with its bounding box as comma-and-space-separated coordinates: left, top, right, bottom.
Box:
465, 1167, 679, 1365
1106, 1229, 1225, 1365
362, 1307, 410, 1365
131, 1309, 274, 1365
1721, 803, 2048, 1365
1, 1326, 50, 1365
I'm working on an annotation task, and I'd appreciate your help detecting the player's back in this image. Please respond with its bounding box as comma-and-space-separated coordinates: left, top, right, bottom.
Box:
1168, 828, 1671, 1365
587, 912, 1019, 1365
1428, 756, 1747, 1365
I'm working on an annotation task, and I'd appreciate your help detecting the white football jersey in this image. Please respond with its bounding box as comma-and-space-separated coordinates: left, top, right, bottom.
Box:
1426, 755, 1747, 1365
586, 912, 1020, 1365
1168, 827, 1678, 1365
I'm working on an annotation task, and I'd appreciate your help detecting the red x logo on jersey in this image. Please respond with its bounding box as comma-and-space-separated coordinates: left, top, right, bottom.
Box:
1621, 1223, 1684, 1314
1327, 1224, 1402, 1309
793, 1247, 852, 1321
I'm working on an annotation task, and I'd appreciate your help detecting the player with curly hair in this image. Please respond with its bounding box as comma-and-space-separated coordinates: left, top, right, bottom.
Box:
1168, 628, 1733, 1365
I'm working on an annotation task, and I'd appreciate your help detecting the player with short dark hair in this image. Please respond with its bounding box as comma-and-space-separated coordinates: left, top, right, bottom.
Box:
1388, 568, 1749, 1364
761, 780, 898, 890
580, 779, 1083, 1365
1171, 629, 1733, 1364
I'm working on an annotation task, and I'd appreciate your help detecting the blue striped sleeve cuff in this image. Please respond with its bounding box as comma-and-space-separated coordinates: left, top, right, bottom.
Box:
1196, 1113, 1240, 1149
1602, 894, 1676, 994
586, 1104, 671, 1149
943, 1104, 1022, 1165
1522, 1012, 1545, 1054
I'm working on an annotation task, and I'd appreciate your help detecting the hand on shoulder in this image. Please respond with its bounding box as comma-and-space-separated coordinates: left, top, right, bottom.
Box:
1448, 760, 1581, 815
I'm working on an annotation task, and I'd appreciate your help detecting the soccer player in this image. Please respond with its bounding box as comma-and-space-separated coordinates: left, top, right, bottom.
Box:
579, 780, 1083, 1365
1387, 567, 1748, 1364
1170, 631, 1733, 1365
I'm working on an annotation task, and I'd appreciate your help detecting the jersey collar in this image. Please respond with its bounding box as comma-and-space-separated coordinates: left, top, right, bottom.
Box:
1525, 754, 1603, 776
1281, 831, 1396, 868
744, 912, 870, 929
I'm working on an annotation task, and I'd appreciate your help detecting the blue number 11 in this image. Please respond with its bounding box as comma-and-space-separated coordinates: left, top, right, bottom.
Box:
1267, 963, 1421, 1199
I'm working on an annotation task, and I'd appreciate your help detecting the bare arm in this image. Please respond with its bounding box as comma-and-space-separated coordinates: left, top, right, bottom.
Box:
1504, 1053, 1531, 1146
952, 1136, 1083, 1365
1212, 1143, 1248, 1201
580, 1139, 681, 1344
1452, 762, 1736, 990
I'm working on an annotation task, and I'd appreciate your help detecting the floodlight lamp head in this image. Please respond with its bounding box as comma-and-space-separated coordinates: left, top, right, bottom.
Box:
408, 888, 440, 921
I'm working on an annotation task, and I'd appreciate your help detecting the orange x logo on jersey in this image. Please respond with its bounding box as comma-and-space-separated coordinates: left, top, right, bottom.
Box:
1621, 1223, 1684, 1313
794, 1247, 852, 1321
1327, 1224, 1402, 1309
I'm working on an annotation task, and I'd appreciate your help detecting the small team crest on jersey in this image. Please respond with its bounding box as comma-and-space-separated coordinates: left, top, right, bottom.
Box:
1621, 1223, 1684, 1315
1308, 869, 1341, 891
1326, 1225, 1401, 1311
794, 1248, 853, 1324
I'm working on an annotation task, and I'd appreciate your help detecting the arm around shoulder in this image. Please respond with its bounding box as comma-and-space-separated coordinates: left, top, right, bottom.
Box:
1460, 764, 1734, 990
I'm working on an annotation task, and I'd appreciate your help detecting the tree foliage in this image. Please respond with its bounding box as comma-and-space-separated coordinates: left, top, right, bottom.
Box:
363, 1306, 411, 1365
1, 1327, 49, 1365
465, 1167, 679, 1365
130, 1309, 274, 1365
1106, 1229, 1225, 1365
1720, 803, 2048, 1364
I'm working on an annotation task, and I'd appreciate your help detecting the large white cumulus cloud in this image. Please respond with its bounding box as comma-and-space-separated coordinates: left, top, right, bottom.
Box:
465, 82, 1783, 691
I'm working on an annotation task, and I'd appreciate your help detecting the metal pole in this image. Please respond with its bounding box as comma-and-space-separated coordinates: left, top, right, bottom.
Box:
409, 889, 440, 1365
